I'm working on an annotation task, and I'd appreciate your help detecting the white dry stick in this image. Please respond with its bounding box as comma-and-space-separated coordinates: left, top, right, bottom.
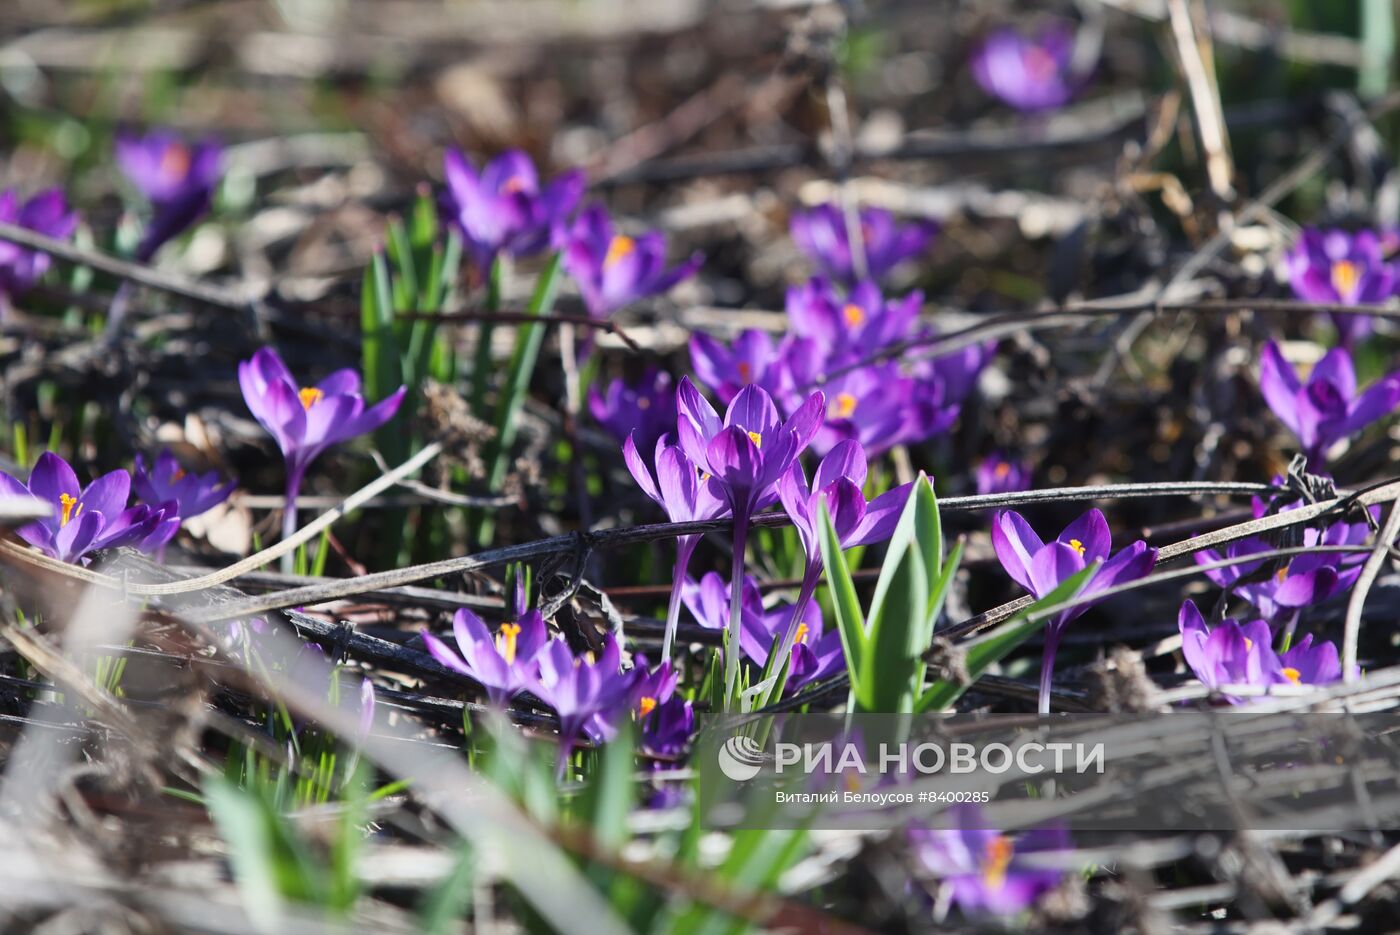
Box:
1166, 0, 1235, 207
1341, 493, 1400, 680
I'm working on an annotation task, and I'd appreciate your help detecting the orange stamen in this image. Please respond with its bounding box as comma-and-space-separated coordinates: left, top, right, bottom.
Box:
1331, 260, 1362, 299
835, 392, 858, 419
638, 696, 658, 717
1068, 538, 1085, 556
496, 623, 522, 664
983, 835, 1015, 889
298, 387, 324, 410
160, 143, 191, 179
747, 430, 763, 447
604, 235, 636, 269
1282, 667, 1302, 683
59, 493, 81, 528
842, 303, 866, 327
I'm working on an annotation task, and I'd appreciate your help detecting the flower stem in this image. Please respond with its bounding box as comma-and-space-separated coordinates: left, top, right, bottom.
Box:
723, 514, 750, 709
1038, 623, 1064, 715
662, 536, 699, 664
280, 471, 303, 575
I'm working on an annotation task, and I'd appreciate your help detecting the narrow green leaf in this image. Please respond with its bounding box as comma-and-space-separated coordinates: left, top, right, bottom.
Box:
916, 561, 1100, 712
858, 540, 927, 713
817, 498, 867, 688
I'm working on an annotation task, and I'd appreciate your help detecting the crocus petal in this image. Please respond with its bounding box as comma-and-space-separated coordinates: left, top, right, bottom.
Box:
990, 510, 1044, 593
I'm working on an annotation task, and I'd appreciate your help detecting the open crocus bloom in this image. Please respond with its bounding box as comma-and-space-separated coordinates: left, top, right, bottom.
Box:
442, 148, 583, 268
785, 278, 921, 360
909, 804, 1070, 916
134, 449, 235, 522
1178, 601, 1346, 702
970, 24, 1083, 113
423, 607, 549, 707
238, 346, 406, 491
790, 203, 936, 285
563, 203, 702, 319
115, 130, 223, 260
1258, 340, 1400, 464
0, 452, 170, 564
1284, 228, 1398, 345
991, 508, 1156, 713
530, 634, 634, 767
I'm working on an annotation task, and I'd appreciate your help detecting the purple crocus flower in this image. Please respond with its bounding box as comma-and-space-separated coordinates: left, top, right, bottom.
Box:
624, 435, 731, 661
563, 203, 702, 319
675, 378, 824, 700
588, 366, 676, 459
640, 696, 694, 760
776, 441, 910, 660
991, 509, 1157, 713
134, 448, 235, 522
790, 203, 937, 285
1194, 517, 1370, 623
977, 454, 1032, 496
909, 805, 1070, 916
689, 329, 787, 405
1258, 340, 1400, 463
0, 188, 79, 310
442, 148, 584, 269
238, 347, 406, 555
115, 131, 222, 261
682, 571, 840, 691
1284, 228, 1397, 345
628, 656, 679, 718
423, 607, 549, 707
529, 634, 633, 773
781, 344, 917, 458
0, 452, 169, 564
970, 25, 1082, 113
1178, 600, 1347, 701
785, 278, 921, 359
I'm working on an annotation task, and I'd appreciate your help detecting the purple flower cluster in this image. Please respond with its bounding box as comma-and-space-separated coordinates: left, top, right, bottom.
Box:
0, 452, 177, 564
976, 453, 1032, 496
682, 571, 843, 692
0, 188, 79, 312
424, 605, 691, 771
991, 509, 1156, 713
1284, 228, 1400, 345
689, 276, 990, 458
441, 149, 700, 317
1178, 601, 1349, 702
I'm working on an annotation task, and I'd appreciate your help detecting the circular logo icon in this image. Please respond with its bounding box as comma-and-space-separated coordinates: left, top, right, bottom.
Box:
717, 734, 765, 781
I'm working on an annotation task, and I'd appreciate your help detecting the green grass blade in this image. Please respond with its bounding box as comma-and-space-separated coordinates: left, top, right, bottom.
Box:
817, 498, 867, 692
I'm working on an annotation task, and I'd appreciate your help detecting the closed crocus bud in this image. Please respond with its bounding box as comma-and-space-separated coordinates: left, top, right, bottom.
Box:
970, 24, 1086, 113
790, 204, 936, 285
0, 188, 79, 309
115, 130, 223, 260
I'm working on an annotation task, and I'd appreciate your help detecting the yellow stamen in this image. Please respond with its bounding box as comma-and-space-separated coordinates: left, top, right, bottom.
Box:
59, 493, 81, 528
1024, 45, 1057, 81
1331, 259, 1362, 298
604, 235, 636, 269
835, 392, 858, 419
638, 696, 658, 717
502, 176, 528, 194
994, 462, 1011, 479
700, 470, 712, 481
637, 397, 650, 410
170, 468, 187, 482
298, 387, 324, 410
160, 143, 191, 179
1282, 667, 1301, 683
1068, 538, 1085, 556
737, 361, 752, 383
496, 623, 522, 665
842, 303, 866, 327
983, 835, 1014, 889
794, 622, 810, 645
747, 430, 763, 448
1275, 566, 1288, 583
